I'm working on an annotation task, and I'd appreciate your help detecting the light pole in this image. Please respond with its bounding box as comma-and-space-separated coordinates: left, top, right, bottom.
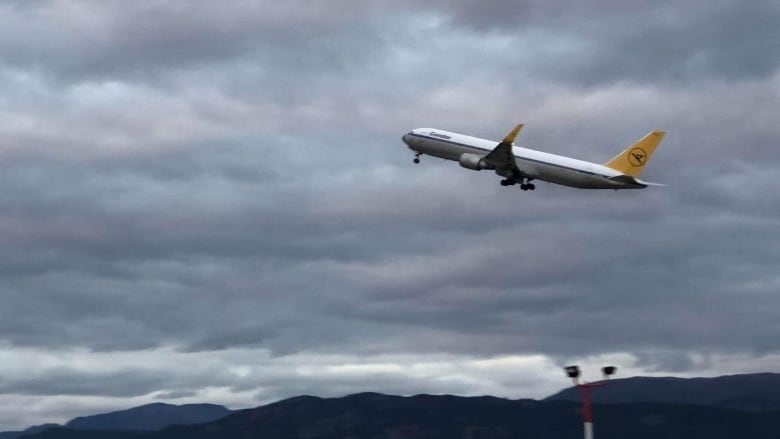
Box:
564, 365, 617, 439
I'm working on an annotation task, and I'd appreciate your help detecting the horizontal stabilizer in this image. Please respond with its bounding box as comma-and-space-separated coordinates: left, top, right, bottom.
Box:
635, 178, 666, 187
609, 174, 665, 188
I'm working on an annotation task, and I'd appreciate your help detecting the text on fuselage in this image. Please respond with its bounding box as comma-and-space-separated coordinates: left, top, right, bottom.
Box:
429, 132, 451, 140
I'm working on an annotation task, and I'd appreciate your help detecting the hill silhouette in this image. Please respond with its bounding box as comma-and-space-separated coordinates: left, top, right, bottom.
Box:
0, 403, 230, 439
12, 373, 780, 439
64, 403, 231, 431
24, 392, 780, 439
546, 373, 780, 411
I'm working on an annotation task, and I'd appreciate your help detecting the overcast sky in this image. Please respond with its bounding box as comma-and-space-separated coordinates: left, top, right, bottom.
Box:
1, 0, 779, 430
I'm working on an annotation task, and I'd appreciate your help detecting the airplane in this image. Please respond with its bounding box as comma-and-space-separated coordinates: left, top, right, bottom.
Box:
401, 124, 666, 191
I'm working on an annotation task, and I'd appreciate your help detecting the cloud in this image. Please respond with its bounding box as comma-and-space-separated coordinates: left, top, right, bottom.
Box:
0, 0, 779, 430
442, 0, 780, 85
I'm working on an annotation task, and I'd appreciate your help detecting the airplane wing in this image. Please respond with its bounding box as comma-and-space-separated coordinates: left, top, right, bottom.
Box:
482, 123, 523, 171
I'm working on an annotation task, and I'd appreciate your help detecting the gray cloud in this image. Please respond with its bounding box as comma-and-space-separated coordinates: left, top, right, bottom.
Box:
0, 1, 384, 83
443, 0, 780, 85
0, 368, 171, 397
0, 0, 779, 430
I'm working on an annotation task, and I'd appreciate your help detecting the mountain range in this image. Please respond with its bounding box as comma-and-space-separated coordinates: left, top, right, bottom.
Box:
6, 372, 780, 439
546, 372, 780, 411
0, 404, 230, 439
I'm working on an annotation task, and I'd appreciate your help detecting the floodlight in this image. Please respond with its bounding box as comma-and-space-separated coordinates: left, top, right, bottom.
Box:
602, 366, 617, 377
565, 365, 581, 378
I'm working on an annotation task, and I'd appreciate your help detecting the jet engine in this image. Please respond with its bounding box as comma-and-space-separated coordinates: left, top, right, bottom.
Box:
458, 153, 493, 171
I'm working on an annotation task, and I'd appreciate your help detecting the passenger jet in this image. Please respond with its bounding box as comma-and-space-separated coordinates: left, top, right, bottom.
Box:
402, 124, 665, 191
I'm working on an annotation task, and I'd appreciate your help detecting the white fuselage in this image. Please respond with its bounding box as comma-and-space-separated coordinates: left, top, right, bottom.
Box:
402, 128, 644, 189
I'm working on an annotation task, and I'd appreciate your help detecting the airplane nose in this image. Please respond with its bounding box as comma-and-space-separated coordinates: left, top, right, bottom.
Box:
402, 132, 412, 146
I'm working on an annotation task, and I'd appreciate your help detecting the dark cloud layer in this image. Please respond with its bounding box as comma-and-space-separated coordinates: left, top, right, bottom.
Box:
0, 0, 779, 430
445, 0, 780, 85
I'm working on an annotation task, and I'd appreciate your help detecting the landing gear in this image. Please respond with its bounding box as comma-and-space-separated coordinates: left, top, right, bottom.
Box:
413, 152, 422, 164
500, 176, 535, 191
520, 177, 535, 191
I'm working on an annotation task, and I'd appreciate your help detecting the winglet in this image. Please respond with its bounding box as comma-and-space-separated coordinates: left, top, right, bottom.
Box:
501, 123, 524, 145
483, 123, 524, 170
604, 130, 665, 178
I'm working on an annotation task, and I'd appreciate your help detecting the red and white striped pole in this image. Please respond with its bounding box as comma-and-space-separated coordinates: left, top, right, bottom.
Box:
564, 365, 616, 439
579, 382, 597, 439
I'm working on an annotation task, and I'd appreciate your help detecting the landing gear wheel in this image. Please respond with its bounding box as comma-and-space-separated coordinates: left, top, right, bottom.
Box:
520, 184, 529, 191
413, 158, 420, 164
527, 183, 535, 190
413, 152, 422, 164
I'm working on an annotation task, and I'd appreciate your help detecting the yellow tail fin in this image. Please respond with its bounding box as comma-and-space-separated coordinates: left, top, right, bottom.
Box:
603, 131, 666, 177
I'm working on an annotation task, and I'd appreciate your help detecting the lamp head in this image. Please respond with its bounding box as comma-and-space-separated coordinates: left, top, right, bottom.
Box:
565, 365, 581, 379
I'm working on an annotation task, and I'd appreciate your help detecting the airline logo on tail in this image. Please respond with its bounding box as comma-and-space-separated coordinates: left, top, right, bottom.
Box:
629, 148, 647, 167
